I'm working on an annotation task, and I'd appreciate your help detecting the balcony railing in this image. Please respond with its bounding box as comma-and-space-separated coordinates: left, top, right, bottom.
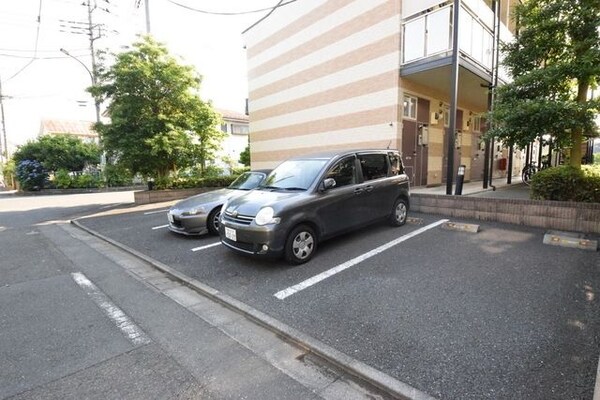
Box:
401, 0, 513, 82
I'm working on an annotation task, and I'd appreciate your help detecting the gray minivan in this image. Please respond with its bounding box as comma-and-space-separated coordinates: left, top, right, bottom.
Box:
218, 149, 410, 264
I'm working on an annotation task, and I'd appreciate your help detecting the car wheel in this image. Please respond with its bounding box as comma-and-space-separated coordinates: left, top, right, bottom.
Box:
389, 198, 407, 227
284, 225, 317, 264
207, 207, 221, 235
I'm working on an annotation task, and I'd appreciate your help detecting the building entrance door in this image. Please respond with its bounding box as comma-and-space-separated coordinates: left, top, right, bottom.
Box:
401, 98, 429, 186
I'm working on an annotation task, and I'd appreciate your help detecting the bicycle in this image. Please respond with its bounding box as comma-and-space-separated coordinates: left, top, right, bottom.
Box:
521, 158, 550, 186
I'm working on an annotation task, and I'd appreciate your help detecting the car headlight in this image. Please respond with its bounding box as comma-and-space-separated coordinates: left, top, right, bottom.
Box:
182, 207, 205, 216
254, 207, 280, 226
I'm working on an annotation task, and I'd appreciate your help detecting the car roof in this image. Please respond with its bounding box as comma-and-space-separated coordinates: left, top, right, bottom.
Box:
287, 149, 399, 161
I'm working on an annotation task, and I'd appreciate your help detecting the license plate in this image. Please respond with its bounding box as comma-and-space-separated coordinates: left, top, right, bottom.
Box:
167, 213, 174, 224
225, 227, 237, 242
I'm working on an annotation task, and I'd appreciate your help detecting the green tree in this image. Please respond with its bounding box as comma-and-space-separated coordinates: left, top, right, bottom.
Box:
488, 0, 600, 168
239, 144, 250, 167
13, 135, 101, 172
91, 36, 224, 179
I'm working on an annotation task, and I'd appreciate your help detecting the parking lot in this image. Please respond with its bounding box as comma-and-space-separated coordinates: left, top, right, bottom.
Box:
78, 204, 600, 399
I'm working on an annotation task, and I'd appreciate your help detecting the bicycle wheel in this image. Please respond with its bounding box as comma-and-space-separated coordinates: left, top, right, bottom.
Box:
521, 165, 536, 185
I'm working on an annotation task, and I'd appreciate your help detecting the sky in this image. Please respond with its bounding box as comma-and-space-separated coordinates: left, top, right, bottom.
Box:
0, 0, 277, 154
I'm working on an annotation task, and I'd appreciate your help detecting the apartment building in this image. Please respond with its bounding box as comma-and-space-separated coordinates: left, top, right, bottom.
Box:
243, 0, 519, 186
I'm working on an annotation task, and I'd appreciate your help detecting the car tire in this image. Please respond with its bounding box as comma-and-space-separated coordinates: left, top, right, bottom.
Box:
207, 207, 221, 235
284, 224, 317, 265
389, 198, 408, 227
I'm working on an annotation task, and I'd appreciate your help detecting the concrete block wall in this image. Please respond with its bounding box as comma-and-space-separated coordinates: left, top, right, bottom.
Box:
134, 188, 218, 205
411, 194, 600, 234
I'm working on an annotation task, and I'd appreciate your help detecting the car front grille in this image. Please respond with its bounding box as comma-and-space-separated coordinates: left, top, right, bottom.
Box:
223, 211, 254, 226
222, 237, 257, 253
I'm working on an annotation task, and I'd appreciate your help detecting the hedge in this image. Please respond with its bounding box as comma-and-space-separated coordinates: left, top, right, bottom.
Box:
530, 165, 600, 203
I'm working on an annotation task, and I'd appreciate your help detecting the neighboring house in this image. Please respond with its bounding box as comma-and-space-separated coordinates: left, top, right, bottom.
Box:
243, 0, 520, 186
215, 108, 249, 172
39, 119, 98, 144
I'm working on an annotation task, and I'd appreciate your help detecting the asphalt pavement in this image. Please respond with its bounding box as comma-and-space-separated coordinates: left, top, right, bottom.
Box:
74, 196, 600, 400
1, 193, 387, 400
3, 184, 599, 400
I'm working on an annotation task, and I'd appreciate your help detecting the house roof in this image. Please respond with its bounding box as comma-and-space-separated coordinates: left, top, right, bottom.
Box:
39, 119, 97, 138
215, 108, 249, 124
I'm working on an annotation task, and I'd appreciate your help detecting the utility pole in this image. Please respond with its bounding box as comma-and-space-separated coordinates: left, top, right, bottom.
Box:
0, 75, 9, 163
86, 0, 101, 124
145, 0, 151, 33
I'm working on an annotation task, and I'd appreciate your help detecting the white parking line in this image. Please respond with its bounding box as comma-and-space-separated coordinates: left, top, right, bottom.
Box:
71, 272, 151, 346
274, 219, 449, 300
152, 224, 169, 230
191, 242, 222, 252
144, 209, 169, 215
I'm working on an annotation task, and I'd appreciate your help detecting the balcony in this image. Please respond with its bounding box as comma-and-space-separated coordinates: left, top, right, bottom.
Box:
400, 0, 513, 110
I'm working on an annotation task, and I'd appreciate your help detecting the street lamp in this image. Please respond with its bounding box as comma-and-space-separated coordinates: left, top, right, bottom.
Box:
59, 48, 100, 125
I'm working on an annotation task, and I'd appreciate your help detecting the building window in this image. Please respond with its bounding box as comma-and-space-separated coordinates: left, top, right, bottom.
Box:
403, 95, 417, 120
443, 105, 450, 127
231, 124, 249, 134
220, 124, 228, 133
472, 115, 483, 133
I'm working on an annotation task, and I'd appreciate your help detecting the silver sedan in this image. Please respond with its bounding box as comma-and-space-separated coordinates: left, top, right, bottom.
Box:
167, 170, 269, 236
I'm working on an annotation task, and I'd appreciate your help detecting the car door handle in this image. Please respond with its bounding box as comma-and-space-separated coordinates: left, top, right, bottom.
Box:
354, 188, 364, 195
364, 185, 373, 193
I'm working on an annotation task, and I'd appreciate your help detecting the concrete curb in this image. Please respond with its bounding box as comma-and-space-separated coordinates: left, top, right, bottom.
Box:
71, 219, 436, 400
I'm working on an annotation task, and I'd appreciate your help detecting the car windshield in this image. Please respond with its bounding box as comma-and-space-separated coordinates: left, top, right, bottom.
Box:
228, 172, 266, 190
260, 159, 328, 191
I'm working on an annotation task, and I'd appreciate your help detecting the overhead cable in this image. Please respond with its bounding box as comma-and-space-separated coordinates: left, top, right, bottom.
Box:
165, 0, 297, 16
5, 0, 44, 82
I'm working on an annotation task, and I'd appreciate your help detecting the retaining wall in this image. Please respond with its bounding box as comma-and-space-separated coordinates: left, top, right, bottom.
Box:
411, 194, 600, 234
134, 187, 219, 205
132, 189, 600, 234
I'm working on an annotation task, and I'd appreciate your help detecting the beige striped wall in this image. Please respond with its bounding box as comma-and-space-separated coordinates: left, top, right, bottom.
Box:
244, 0, 402, 170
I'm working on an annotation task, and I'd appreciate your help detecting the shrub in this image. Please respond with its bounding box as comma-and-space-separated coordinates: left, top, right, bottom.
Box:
202, 175, 237, 187
103, 164, 133, 187
15, 160, 48, 191
231, 166, 251, 176
203, 165, 224, 177
54, 169, 72, 189
74, 173, 102, 188
531, 165, 600, 203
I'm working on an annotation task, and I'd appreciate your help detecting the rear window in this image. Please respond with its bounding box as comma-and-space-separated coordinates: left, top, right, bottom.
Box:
388, 153, 405, 176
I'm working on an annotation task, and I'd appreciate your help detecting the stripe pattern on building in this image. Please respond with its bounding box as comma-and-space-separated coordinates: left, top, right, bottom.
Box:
244, 0, 402, 169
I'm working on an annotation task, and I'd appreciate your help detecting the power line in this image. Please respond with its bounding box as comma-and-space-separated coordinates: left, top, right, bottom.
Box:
0, 47, 88, 53
243, 0, 286, 34
0, 52, 89, 60
5, 0, 44, 82
165, 0, 297, 16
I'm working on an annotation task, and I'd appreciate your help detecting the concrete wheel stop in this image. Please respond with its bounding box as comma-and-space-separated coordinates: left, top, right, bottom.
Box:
543, 230, 598, 251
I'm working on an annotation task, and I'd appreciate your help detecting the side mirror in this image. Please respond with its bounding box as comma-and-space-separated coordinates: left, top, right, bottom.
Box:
320, 178, 336, 192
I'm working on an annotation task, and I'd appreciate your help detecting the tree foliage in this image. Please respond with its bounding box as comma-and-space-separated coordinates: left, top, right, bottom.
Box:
239, 144, 250, 167
91, 36, 224, 178
488, 0, 600, 167
13, 135, 101, 173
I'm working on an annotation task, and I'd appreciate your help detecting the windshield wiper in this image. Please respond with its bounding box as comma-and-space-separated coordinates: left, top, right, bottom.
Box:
282, 187, 306, 191
259, 185, 283, 190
